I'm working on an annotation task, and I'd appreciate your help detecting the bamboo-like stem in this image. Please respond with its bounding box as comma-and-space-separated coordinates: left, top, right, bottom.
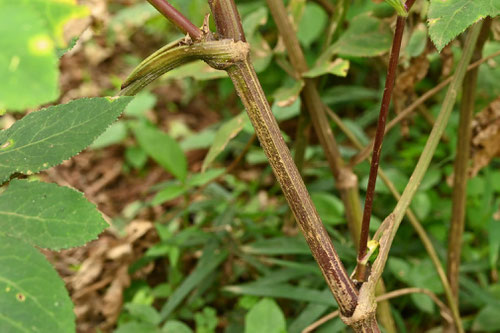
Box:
350, 49, 500, 167
357, 1, 415, 279
208, 0, 360, 318
146, 0, 202, 40
303, 287, 452, 333
447, 18, 492, 303
367, 22, 484, 333
325, 104, 462, 328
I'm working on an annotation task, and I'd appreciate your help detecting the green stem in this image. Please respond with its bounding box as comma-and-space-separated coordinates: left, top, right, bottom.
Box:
325, 104, 461, 330
368, 21, 484, 333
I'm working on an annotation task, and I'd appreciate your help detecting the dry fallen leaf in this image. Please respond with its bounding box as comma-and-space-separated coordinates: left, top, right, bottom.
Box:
470, 97, 500, 177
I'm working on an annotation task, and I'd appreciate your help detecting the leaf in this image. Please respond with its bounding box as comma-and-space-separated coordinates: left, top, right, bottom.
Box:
162, 320, 193, 333
133, 122, 187, 181
310, 192, 345, 225
428, 0, 500, 52
152, 183, 186, 206
244, 298, 286, 333
0, 0, 89, 110
297, 3, 328, 48
90, 121, 128, 149
411, 293, 435, 314
0, 179, 107, 250
319, 14, 392, 60
0, 96, 133, 183
472, 304, 500, 331
186, 169, 225, 188
202, 113, 249, 171
0, 235, 75, 332
124, 303, 161, 325
159, 243, 228, 319
242, 7, 272, 72
303, 58, 350, 78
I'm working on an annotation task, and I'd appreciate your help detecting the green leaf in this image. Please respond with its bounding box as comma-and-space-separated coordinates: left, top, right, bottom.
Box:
133, 122, 188, 181
202, 113, 250, 171
162, 320, 193, 333
303, 58, 350, 78
411, 293, 435, 314
0, 96, 133, 183
385, 0, 408, 17
0, 235, 75, 332
0, 179, 107, 250
160, 243, 228, 319
245, 298, 286, 333
91, 121, 128, 149
428, 0, 500, 52
319, 14, 392, 60
297, 3, 328, 48
472, 304, 500, 331
0, 0, 89, 110
116, 322, 160, 333
310, 192, 345, 225
186, 169, 225, 188
152, 183, 186, 206
124, 303, 161, 325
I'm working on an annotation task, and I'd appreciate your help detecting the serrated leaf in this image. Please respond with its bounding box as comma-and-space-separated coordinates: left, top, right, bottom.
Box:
244, 298, 286, 333
132, 122, 187, 181
0, 234, 75, 333
428, 0, 500, 52
0, 96, 133, 183
202, 113, 250, 171
0, 0, 89, 110
0, 179, 107, 250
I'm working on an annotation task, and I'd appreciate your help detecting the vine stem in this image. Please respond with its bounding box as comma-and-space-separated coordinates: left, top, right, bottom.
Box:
146, 0, 202, 40
356, 0, 416, 281
366, 21, 484, 333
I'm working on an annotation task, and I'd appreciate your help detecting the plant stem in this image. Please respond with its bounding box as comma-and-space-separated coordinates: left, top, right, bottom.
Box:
208, 0, 360, 318
265, 0, 363, 262
146, 0, 202, 40
357, 2, 415, 279
368, 21, 484, 333
447, 17, 492, 303
303, 287, 452, 333
325, 104, 462, 329
350, 49, 500, 167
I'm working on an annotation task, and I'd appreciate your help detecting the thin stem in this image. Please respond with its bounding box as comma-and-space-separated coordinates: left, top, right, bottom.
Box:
357, 1, 415, 280
208, 0, 360, 318
350, 49, 500, 167
147, 0, 202, 40
303, 287, 451, 333
447, 17, 492, 303
368, 22, 484, 333
326, 104, 462, 328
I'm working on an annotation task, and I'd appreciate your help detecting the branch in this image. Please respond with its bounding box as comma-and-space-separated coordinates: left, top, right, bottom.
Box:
147, 0, 203, 40
208, 0, 360, 319
356, 0, 416, 280
303, 287, 452, 333
367, 22, 484, 333
349, 49, 500, 167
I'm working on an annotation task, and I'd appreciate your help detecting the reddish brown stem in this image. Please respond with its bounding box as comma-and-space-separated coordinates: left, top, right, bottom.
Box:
147, 0, 202, 40
357, 1, 415, 279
